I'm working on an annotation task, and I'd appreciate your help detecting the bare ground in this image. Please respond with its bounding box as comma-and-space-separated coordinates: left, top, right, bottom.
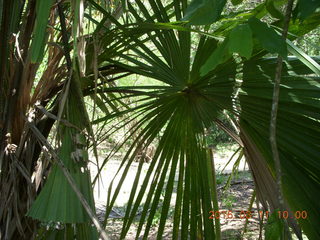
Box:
90, 146, 264, 239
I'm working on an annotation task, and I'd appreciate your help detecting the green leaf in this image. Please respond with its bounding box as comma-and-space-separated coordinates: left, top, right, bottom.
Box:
231, 0, 243, 6
265, 210, 284, 240
30, 0, 54, 63
248, 17, 287, 58
266, 0, 284, 20
287, 39, 320, 76
228, 24, 253, 59
294, 0, 320, 20
240, 57, 320, 240
183, 0, 227, 25
200, 40, 230, 76
28, 75, 96, 224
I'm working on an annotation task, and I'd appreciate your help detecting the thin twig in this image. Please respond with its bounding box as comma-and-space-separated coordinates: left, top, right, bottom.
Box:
255, 199, 263, 240
269, 0, 294, 238
242, 190, 256, 238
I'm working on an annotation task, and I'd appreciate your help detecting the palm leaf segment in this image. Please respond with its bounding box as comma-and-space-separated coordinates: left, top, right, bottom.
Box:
28, 75, 96, 225
240, 57, 320, 239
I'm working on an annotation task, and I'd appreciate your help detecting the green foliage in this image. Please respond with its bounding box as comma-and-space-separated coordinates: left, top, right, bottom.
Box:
28, 81, 96, 234
90, 1, 320, 239
266, 0, 284, 20
200, 14, 290, 76
28, 71, 97, 237
221, 194, 236, 209
228, 24, 253, 59
215, 173, 227, 185
183, 0, 227, 25
231, 0, 243, 6
200, 39, 230, 75
294, 0, 320, 20
240, 56, 320, 240
248, 17, 287, 58
30, 0, 54, 63
206, 123, 234, 145
200, 23, 254, 75
265, 210, 284, 240
1, 0, 320, 239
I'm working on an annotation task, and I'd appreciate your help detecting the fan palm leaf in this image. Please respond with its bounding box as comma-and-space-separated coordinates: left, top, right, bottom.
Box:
87, 0, 320, 239
27, 70, 98, 239
87, 1, 237, 239
239, 56, 320, 239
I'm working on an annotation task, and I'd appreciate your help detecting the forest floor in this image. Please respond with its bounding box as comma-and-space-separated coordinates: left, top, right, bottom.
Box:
90, 144, 264, 239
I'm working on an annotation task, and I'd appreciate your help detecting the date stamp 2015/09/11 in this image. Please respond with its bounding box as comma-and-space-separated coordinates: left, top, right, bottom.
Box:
209, 210, 307, 220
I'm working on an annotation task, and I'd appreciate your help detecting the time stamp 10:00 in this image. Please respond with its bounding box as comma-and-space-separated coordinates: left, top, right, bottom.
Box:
209, 210, 308, 220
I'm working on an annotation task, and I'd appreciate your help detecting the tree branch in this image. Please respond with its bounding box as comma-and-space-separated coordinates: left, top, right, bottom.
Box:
270, 0, 295, 238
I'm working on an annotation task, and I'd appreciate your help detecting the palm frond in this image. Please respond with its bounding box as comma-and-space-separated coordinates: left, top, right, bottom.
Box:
239, 57, 320, 239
